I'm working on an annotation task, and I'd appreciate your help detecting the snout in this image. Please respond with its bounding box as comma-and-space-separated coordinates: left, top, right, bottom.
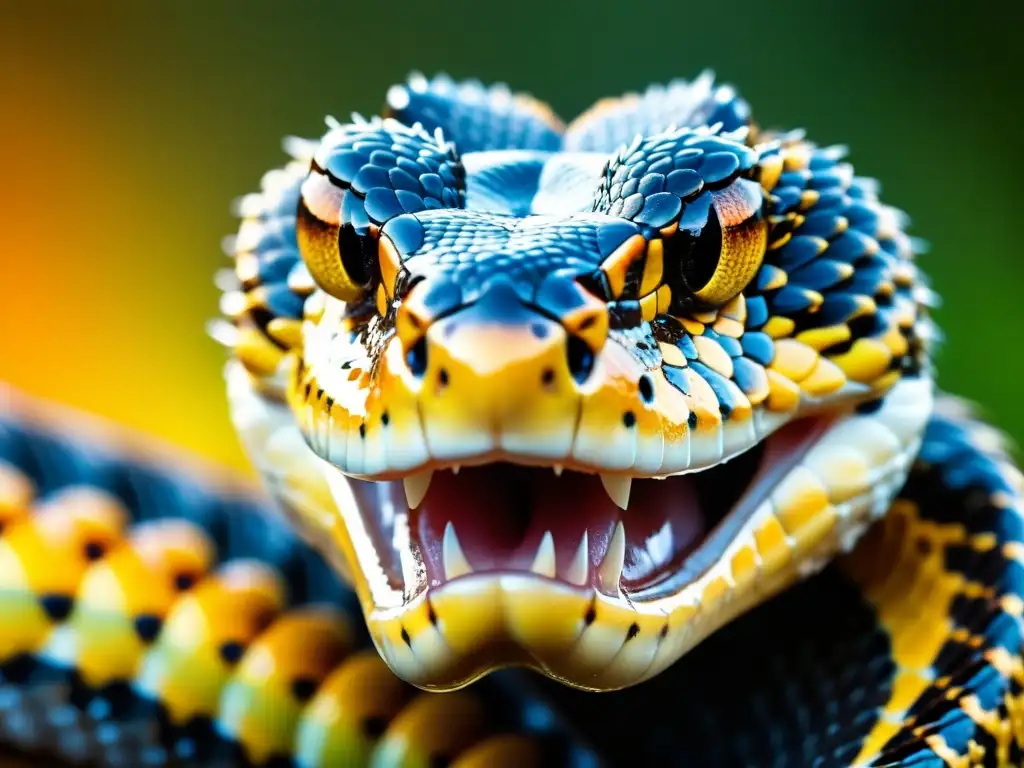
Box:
406, 280, 604, 461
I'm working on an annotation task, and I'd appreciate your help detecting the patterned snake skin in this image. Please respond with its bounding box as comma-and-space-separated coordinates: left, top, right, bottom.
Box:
1, 73, 1022, 766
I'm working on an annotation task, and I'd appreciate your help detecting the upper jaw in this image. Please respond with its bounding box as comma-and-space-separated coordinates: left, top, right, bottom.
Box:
293, 302, 845, 482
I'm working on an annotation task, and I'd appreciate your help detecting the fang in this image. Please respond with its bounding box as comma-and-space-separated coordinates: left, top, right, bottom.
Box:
600, 474, 632, 510
403, 469, 434, 509
530, 531, 557, 578
442, 522, 473, 580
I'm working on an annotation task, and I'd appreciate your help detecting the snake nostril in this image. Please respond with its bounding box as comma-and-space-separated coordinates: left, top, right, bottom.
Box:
639, 374, 655, 404
567, 336, 595, 384
406, 337, 428, 377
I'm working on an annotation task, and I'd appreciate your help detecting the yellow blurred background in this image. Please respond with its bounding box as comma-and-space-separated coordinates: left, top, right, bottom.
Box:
2, 2, 1022, 474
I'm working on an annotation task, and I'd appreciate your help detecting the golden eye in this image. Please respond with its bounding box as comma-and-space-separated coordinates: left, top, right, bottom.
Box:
673, 178, 767, 306
296, 165, 370, 301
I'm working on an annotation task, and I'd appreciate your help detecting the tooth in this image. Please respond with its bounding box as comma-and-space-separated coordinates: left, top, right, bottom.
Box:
451, 465, 461, 475
553, 465, 564, 477
403, 469, 434, 509
530, 531, 557, 578
600, 474, 632, 510
566, 530, 589, 586
599, 521, 626, 591
442, 522, 473, 580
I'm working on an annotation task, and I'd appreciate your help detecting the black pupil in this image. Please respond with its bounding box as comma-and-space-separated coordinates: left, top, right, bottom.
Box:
338, 223, 371, 286
669, 203, 723, 295
684, 208, 723, 292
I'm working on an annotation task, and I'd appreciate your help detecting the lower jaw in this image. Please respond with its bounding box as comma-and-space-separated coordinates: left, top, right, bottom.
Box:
365, 549, 826, 692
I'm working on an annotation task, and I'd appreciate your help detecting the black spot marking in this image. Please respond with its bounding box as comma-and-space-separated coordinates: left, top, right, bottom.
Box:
134, 614, 162, 643
627, 623, 640, 640
639, 374, 655, 404
856, 398, 885, 415
219, 642, 244, 665
381, 411, 390, 426
291, 677, 318, 703
359, 424, 366, 439
174, 573, 196, 591
659, 625, 669, 639
401, 627, 411, 646
304, 382, 312, 400
40, 594, 73, 622
427, 601, 438, 626
325, 396, 334, 410
623, 411, 637, 428
688, 411, 699, 428
584, 603, 597, 626
363, 715, 389, 739
542, 367, 556, 386
438, 368, 449, 388
84, 542, 106, 561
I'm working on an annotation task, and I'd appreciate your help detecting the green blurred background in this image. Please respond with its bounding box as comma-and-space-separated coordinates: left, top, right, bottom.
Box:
1, 1, 1021, 472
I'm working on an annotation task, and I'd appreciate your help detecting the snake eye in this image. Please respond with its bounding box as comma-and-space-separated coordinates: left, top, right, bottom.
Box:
296, 164, 373, 301
668, 177, 768, 307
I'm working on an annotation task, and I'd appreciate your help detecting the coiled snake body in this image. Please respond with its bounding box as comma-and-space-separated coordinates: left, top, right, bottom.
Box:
0, 73, 1022, 766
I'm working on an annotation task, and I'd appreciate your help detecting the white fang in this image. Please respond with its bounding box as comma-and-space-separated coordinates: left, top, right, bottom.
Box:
599, 521, 626, 591
566, 531, 589, 586
403, 469, 434, 509
600, 475, 632, 510
442, 522, 473, 580
530, 531, 557, 578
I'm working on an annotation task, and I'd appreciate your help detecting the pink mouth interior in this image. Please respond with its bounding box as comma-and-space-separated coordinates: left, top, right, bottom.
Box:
415, 467, 709, 592
345, 415, 833, 601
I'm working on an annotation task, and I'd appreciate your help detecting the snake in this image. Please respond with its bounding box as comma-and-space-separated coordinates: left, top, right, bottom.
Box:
0, 71, 1022, 767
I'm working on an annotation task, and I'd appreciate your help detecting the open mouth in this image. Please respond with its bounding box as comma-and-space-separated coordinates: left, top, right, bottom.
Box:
335, 415, 836, 609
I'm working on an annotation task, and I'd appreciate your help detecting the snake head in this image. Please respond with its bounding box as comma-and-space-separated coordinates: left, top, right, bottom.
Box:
222, 73, 937, 691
